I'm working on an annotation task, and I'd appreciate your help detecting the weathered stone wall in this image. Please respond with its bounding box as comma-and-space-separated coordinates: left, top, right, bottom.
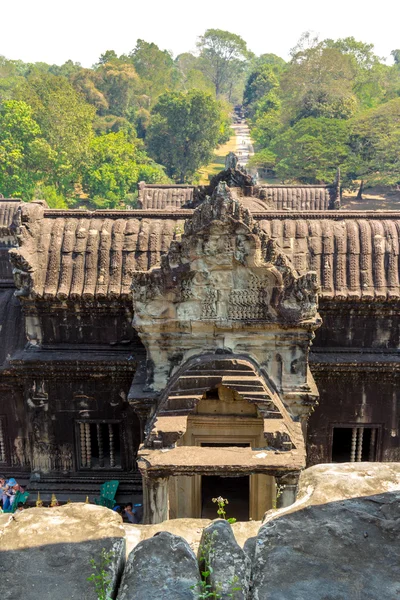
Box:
308, 371, 400, 464
315, 302, 400, 349
0, 372, 141, 481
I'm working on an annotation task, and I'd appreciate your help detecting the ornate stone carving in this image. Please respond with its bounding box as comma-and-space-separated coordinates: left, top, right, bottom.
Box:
132, 182, 320, 328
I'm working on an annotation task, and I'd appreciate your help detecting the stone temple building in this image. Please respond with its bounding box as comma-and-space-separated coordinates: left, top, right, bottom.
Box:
0, 164, 399, 523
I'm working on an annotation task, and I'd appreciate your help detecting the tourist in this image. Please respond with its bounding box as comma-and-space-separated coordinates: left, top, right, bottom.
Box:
0, 475, 6, 507
124, 503, 140, 524
2, 477, 18, 511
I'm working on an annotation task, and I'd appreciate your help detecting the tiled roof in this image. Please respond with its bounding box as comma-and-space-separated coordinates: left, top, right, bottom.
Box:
138, 183, 195, 210
0, 198, 20, 237
9, 200, 400, 302
257, 185, 336, 210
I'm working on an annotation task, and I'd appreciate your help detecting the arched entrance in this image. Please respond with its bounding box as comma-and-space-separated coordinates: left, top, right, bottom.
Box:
137, 354, 306, 524
169, 385, 276, 521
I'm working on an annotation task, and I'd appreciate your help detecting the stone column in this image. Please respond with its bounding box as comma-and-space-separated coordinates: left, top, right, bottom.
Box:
142, 475, 169, 524
275, 471, 300, 509
131, 400, 153, 443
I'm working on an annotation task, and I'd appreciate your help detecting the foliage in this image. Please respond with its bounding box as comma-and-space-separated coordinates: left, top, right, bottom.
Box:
0, 99, 54, 199
271, 117, 349, 183
280, 43, 358, 123
15, 72, 96, 193
247, 148, 277, 171
34, 184, 68, 208
197, 29, 250, 99
244, 31, 400, 190
146, 90, 225, 182
87, 548, 115, 600
346, 98, 400, 187
81, 131, 169, 208
243, 65, 280, 116
0, 31, 399, 200
392, 50, 400, 65
130, 39, 179, 104
81, 131, 140, 206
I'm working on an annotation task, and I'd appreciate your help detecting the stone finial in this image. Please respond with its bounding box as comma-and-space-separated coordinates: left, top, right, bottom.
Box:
332, 167, 341, 209
225, 152, 238, 170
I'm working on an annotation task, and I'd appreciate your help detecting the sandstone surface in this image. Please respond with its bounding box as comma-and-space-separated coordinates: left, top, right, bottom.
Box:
117, 531, 201, 600
124, 517, 261, 555
199, 520, 251, 600
252, 463, 400, 600
0, 503, 125, 600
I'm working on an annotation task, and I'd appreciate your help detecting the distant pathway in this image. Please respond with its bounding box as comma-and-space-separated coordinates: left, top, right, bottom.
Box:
231, 121, 254, 168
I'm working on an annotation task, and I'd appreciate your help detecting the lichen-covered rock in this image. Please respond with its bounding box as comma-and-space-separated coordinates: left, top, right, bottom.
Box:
252, 464, 400, 600
198, 520, 251, 600
282, 462, 400, 510
0, 503, 125, 600
117, 531, 201, 600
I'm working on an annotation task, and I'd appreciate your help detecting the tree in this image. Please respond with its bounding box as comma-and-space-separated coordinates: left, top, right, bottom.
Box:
346, 98, 400, 188
280, 43, 358, 123
324, 37, 380, 69
243, 64, 280, 115
146, 90, 225, 182
252, 53, 286, 71
129, 40, 179, 104
0, 100, 54, 198
392, 50, 400, 65
250, 100, 282, 147
94, 61, 139, 117
81, 131, 169, 208
270, 117, 350, 183
175, 53, 215, 95
16, 73, 96, 192
82, 131, 139, 205
197, 29, 250, 98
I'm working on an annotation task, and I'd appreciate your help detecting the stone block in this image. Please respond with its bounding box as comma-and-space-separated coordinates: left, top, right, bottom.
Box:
0, 503, 125, 600
198, 519, 251, 600
117, 531, 201, 600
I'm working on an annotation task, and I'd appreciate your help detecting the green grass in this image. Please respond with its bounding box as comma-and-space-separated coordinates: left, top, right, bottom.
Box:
198, 135, 237, 184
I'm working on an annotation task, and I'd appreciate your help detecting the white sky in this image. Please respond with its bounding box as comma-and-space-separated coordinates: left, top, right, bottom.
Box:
1, 0, 399, 66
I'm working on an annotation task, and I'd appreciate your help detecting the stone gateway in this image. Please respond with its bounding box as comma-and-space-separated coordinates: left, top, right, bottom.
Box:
0, 162, 399, 521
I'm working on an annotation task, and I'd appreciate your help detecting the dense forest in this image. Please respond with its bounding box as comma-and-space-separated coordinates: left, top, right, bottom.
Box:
0, 30, 399, 208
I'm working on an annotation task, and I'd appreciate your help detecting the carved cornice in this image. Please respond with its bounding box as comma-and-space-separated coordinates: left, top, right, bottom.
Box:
4, 358, 136, 378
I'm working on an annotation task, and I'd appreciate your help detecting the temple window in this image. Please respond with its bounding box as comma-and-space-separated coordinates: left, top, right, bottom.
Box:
76, 421, 122, 469
0, 417, 6, 462
331, 425, 380, 462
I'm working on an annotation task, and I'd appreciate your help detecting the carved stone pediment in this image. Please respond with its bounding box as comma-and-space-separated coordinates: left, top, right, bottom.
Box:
132, 182, 319, 327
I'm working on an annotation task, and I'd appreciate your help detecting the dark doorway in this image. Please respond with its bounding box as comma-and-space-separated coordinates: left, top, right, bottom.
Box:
201, 475, 250, 521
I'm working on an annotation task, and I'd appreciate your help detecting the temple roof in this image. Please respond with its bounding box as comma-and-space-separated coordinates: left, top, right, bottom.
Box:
138, 182, 195, 210
257, 184, 337, 211
10, 202, 400, 302
0, 198, 20, 238
137, 164, 340, 212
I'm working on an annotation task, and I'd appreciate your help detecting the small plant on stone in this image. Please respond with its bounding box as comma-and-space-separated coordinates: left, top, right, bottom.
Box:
226, 575, 241, 598
212, 496, 236, 524
194, 530, 222, 599
87, 547, 115, 600
194, 530, 242, 600
272, 484, 283, 510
